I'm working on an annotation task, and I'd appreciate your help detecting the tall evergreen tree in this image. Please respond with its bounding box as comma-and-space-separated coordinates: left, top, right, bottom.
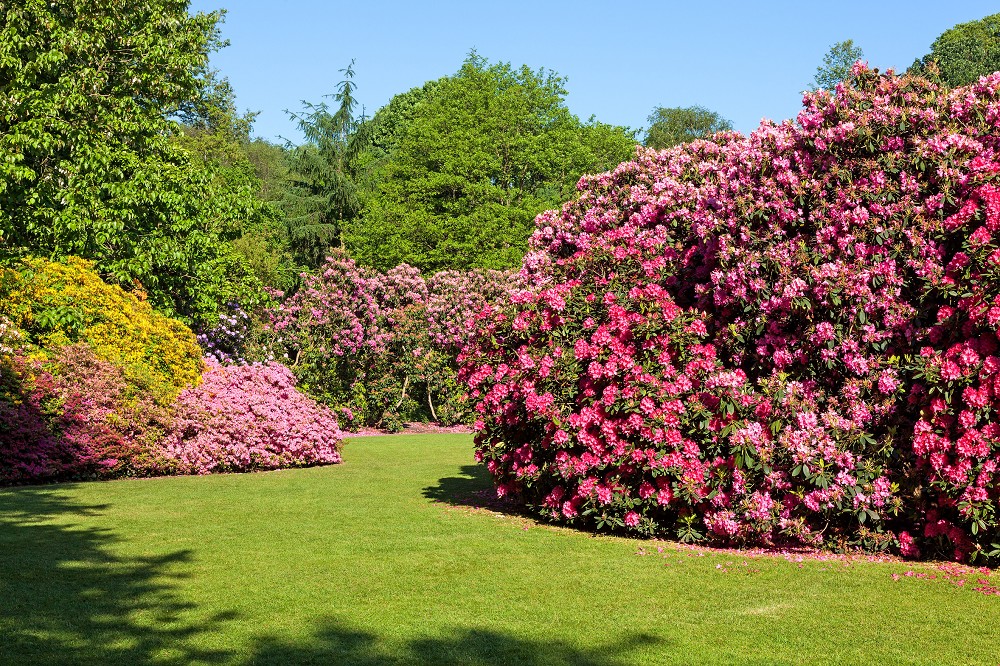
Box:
282, 61, 370, 267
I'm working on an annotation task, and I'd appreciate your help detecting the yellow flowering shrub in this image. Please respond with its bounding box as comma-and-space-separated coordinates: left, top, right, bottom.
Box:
0, 257, 203, 403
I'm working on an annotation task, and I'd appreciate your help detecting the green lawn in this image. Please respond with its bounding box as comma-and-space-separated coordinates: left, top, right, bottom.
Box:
0, 434, 996, 665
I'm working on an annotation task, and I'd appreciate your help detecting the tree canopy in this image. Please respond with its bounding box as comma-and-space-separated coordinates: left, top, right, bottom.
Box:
346, 53, 637, 272
812, 40, 865, 91
0, 1, 263, 324
911, 13, 1000, 87
643, 106, 733, 150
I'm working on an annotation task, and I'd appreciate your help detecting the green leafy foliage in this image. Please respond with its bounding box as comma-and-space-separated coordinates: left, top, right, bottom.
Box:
0, 1, 262, 325
911, 13, 1000, 87
173, 126, 295, 291
812, 39, 865, 91
643, 106, 734, 150
348, 53, 637, 272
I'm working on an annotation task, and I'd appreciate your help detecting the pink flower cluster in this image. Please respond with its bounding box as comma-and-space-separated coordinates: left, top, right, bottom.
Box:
426, 270, 518, 351
163, 360, 343, 474
0, 345, 172, 483
462, 66, 1000, 563
265, 251, 517, 426
267, 251, 387, 361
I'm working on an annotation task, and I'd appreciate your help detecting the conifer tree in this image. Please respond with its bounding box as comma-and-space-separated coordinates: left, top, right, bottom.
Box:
283, 61, 370, 267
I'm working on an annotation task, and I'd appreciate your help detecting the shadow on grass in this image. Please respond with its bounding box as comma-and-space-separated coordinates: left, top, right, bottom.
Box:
0, 487, 236, 665
247, 620, 663, 665
421, 464, 527, 515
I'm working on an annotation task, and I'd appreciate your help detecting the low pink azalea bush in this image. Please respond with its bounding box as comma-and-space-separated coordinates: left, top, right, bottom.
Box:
0, 344, 344, 484
162, 360, 343, 474
462, 65, 1000, 563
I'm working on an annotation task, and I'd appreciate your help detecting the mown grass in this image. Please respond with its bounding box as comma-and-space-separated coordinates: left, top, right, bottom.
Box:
0, 433, 996, 665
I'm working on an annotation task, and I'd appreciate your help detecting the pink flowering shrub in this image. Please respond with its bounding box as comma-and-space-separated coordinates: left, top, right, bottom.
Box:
264, 251, 515, 428
162, 360, 342, 474
265, 251, 386, 398
0, 344, 343, 483
462, 66, 1000, 563
370, 263, 429, 311
427, 269, 519, 352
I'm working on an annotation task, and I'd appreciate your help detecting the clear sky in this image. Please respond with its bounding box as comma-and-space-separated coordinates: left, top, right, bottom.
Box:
188, 1, 1000, 144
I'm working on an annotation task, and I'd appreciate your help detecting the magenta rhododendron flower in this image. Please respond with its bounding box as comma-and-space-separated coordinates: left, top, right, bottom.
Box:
462, 67, 1000, 563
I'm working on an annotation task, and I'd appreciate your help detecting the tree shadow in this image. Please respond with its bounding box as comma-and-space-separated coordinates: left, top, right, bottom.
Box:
247, 619, 664, 665
422, 464, 526, 514
0, 487, 236, 665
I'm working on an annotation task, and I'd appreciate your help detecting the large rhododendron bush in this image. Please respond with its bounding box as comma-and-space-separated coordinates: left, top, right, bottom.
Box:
461, 66, 1000, 563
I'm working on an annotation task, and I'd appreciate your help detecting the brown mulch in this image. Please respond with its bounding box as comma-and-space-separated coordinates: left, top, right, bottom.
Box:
345, 422, 473, 437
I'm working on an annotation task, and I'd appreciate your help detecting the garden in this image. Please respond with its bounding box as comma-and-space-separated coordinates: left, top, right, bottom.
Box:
2, 2, 1000, 664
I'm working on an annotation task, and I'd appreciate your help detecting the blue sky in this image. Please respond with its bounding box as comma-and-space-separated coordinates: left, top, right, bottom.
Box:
188, 1, 1000, 144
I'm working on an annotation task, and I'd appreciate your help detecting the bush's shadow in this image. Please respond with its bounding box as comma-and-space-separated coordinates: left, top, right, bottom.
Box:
0, 488, 236, 665
422, 464, 527, 515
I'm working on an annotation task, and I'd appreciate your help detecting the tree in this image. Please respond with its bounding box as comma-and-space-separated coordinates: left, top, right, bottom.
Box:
364, 79, 442, 160
348, 53, 636, 272
173, 126, 293, 291
173, 64, 298, 291
643, 106, 733, 150
282, 61, 371, 267
176, 69, 258, 142
0, 1, 262, 324
910, 13, 1000, 87
812, 39, 865, 91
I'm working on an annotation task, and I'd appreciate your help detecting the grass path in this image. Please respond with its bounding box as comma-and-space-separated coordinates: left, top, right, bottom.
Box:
0, 434, 997, 665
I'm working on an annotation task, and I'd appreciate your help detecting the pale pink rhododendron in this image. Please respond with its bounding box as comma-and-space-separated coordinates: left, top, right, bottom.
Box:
263, 250, 518, 428
462, 66, 1000, 563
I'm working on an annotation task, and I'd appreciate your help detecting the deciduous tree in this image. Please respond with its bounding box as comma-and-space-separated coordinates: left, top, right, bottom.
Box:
643, 106, 733, 150
0, 1, 261, 324
812, 39, 865, 91
911, 13, 1000, 87
348, 53, 636, 272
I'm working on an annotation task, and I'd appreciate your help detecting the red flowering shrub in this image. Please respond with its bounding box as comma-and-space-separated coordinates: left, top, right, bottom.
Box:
462, 66, 1000, 563
162, 360, 343, 474
0, 345, 172, 483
